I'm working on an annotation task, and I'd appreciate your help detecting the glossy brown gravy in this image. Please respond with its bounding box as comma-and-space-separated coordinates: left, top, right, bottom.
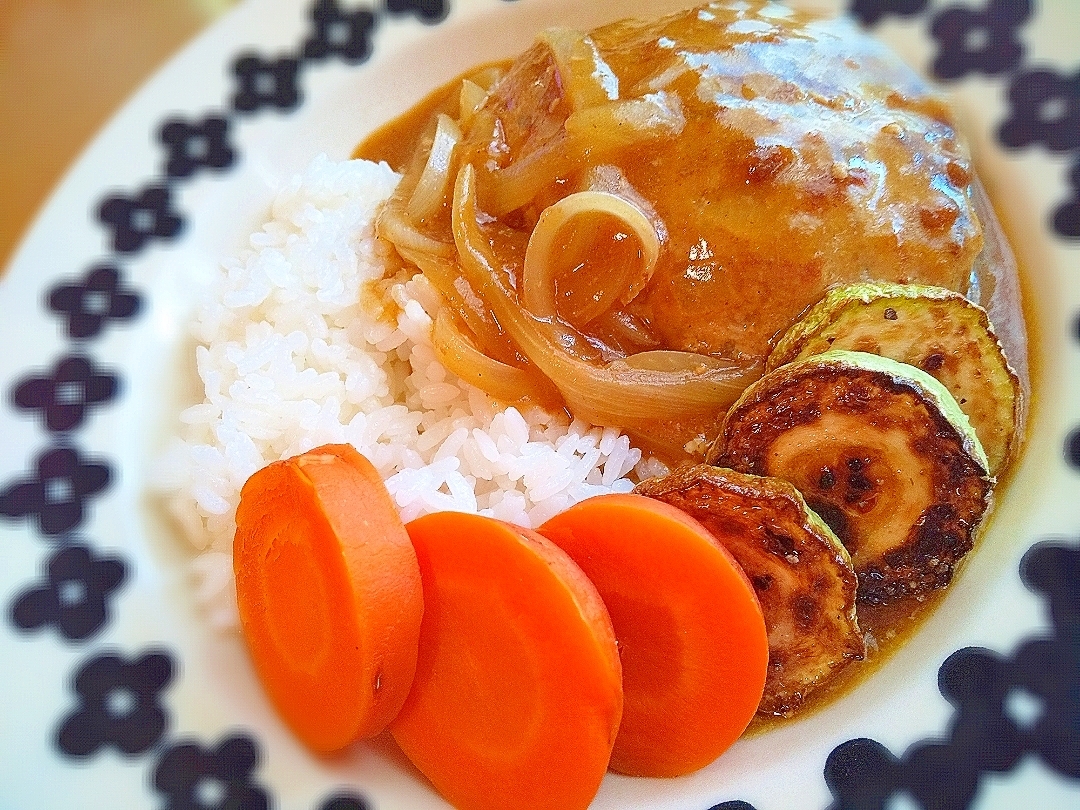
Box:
354, 64, 507, 170
354, 49, 1022, 725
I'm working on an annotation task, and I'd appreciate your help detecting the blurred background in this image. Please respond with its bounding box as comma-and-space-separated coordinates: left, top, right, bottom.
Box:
0, 0, 240, 271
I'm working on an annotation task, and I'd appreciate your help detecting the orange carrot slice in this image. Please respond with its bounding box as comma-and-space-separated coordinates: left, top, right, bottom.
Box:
233, 443, 423, 753
391, 511, 623, 810
539, 492, 768, 777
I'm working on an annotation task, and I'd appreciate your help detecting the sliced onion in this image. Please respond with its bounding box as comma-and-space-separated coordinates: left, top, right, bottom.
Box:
484, 129, 576, 216
452, 163, 756, 428
521, 190, 660, 321
540, 28, 619, 110
463, 64, 505, 91
377, 202, 455, 259
565, 92, 685, 156
587, 308, 661, 354
406, 113, 462, 223
391, 242, 522, 368
432, 309, 554, 405
377, 199, 512, 364
617, 350, 735, 373
458, 79, 488, 125
457, 64, 505, 125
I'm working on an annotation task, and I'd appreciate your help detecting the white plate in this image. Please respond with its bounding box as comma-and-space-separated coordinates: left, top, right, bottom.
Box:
2, 0, 1079, 808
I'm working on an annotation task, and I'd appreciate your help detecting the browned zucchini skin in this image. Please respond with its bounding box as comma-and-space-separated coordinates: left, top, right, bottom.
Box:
636, 464, 864, 718
707, 362, 993, 606
765, 281, 1023, 475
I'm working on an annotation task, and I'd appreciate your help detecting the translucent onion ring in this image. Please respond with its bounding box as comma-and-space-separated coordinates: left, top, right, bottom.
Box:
458, 79, 488, 125
390, 241, 522, 368
485, 130, 576, 216
540, 28, 618, 111
432, 309, 554, 406
405, 113, 462, 223
521, 190, 660, 320
616, 350, 737, 374
377, 202, 455, 259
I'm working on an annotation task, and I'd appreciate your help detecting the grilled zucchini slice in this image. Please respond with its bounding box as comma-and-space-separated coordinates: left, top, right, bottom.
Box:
635, 464, 863, 718
708, 350, 993, 606
767, 282, 1022, 474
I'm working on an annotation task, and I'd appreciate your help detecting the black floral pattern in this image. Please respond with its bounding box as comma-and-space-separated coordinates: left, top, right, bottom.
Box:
232, 54, 303, 113
0, 447, 111, 536
1053, 158, 1080, 238
940, 649, 1026, 774
706, 802, 758, 810
999, 69, 1080, 152
10, 544, 126, 641
1020, 544, 1080, 717
825, 734, 982, 808
303, 0, 378, 63
160, 115, 237, 180
930, 0, 1032, 81
849, 0, 929, 27
319, 794, 372, 810
153, 735, 269, 810
824, 539, 1080, 808
825, 738, 901, 809
98, 184, 184, 254
385, 0, 449, 24
47, 264, 142, 340
56, 651, 175, 757
1054, 202, 1080, 238
11, 355, 120, 432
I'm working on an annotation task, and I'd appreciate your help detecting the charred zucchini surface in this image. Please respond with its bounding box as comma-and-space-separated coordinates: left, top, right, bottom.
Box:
708, 351, 992, 606
635, 464, 863, 718
767, 282, 1022, 474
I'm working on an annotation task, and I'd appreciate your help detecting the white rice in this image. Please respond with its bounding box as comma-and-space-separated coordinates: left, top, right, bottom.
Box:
156, 154, 667, 628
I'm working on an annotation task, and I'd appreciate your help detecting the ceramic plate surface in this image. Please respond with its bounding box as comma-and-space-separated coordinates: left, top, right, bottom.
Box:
2, 1, 1079, 808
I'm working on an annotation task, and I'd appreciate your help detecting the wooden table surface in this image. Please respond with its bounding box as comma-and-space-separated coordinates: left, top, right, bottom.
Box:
1, 0, 239, 272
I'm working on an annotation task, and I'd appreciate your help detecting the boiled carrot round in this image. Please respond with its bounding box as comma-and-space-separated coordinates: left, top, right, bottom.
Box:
391, 511, 623, 810
233, 443, 423, 753
539, 492, 768, 777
